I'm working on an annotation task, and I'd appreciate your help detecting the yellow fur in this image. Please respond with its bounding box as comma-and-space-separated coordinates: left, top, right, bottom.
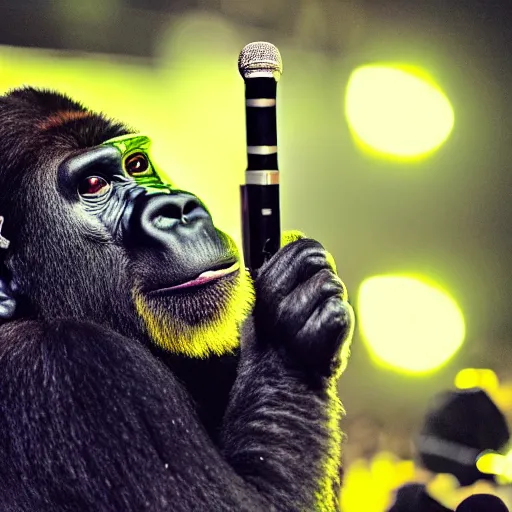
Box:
133, 267, 254, 358
313, 379, 344, 512
133, 230, 319, 358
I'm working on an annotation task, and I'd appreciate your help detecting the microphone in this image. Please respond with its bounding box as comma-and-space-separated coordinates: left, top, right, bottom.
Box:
238, 42, 283, 274
456, 494, 509, 511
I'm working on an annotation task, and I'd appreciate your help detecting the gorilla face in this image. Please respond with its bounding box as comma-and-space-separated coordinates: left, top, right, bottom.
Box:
0, 89, 253, 358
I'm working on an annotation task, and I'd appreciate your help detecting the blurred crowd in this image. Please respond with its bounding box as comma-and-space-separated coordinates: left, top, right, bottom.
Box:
340, 377, 512, 511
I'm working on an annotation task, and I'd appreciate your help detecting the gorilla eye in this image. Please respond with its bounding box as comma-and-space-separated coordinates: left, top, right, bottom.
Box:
124, 152, 151, 176
78, 176, 111, 198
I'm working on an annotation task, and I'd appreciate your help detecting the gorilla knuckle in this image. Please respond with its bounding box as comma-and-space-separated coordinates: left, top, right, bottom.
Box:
315, 266, 337, 283
296, 240, 328, 263
316, 296, 352, 338
276, 237, 325, 267
331, 299, 352, 328
327, 294, 351, 317
308, 268, 344, 299
332, 302, 355, 345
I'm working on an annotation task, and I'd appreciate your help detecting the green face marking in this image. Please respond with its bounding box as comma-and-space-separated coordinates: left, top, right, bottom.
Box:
102, 134, 173, 193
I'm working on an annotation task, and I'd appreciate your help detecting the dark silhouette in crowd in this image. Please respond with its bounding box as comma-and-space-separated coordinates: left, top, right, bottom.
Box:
387, 388, 510, 511
455, 493, 509, 511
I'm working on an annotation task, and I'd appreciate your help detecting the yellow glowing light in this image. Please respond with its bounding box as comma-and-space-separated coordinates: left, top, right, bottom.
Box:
340, 453, 417, 512
357, 275, 465, 373
345, 64, 455, 158
455, 368, 499, 394
477, 451, 512, 484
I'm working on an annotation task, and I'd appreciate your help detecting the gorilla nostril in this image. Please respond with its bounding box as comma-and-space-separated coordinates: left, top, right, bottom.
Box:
149, 195, 207, 231
183, 198, 200, 217
152, 204, 183, 230
181, 198, 209, 225
154, 215, 177, 230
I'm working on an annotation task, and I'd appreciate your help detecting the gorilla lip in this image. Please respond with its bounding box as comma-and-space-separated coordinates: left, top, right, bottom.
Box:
149, 262, 240, 294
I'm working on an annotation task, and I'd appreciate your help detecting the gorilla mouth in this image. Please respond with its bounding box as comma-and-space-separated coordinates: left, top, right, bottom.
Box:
148, 261, 240, 295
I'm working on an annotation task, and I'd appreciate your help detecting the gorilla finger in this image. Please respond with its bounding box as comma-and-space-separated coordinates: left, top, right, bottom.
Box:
293, 297, 354, 374
274, 269, 345, 334
258, 238, 323, 282
257, 254, 332, 315
257, 240, 331, 298
304, 296, 353, 346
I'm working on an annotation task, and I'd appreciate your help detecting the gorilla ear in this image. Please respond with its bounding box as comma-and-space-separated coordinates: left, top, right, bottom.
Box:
0, 216, 9, 251
0, 215, 16, 321
0, 276, 16, 321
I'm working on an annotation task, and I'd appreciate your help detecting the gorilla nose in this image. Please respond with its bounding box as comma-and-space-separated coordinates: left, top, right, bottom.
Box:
123, 191, 212, 248
147, 193, 207, 229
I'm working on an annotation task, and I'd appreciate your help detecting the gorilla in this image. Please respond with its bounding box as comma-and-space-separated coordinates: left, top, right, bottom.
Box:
0, 87, 354, 512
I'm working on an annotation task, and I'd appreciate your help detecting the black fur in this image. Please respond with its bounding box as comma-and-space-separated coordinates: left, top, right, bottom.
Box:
0, 87, 354, 511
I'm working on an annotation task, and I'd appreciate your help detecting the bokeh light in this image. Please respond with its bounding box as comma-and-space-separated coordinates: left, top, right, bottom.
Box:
345, 64, 455, 159
358, 275, 465, 373
477, 450, 512, 484
340, 452, 416, 512
455, 368, 499, 394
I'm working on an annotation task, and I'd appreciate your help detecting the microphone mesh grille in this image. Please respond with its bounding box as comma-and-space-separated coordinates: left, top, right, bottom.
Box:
238, 42, 282, 78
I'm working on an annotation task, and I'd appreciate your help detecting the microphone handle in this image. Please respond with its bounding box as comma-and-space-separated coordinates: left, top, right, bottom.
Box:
240, 181, 280, 276
241, 76, 281, 275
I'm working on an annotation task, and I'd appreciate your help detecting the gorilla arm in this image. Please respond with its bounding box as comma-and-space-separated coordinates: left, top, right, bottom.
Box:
0, 241, 352, 512
0, 319, 271, 512
222, 238, 353, 512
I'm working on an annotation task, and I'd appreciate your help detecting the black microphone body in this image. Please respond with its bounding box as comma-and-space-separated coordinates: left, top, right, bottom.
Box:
239, 42, 282, 275
456, 494, 509, 511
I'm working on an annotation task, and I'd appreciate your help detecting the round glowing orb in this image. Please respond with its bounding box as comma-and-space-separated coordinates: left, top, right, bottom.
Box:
357, 275, 465, 373
345, 65, 455, 158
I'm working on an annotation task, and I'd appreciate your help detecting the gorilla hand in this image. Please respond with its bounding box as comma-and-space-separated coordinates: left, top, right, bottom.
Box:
253, 237, 353, 378
221, 237, 354, 512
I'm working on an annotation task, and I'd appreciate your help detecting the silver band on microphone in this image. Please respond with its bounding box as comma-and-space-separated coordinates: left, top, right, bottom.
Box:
241, 70, 281, 80
245, 170, 280, 185
246, 99, 276, 108
247, 145, 278, 155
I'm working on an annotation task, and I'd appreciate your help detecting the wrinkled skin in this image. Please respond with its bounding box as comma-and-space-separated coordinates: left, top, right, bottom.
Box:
0, 87, 354, 512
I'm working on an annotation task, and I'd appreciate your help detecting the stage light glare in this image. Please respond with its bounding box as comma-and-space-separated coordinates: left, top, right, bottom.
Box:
477, 451, 512, 484
358, 275, 465, 373
345, 65, 454, 159
455, 368, 499, 393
